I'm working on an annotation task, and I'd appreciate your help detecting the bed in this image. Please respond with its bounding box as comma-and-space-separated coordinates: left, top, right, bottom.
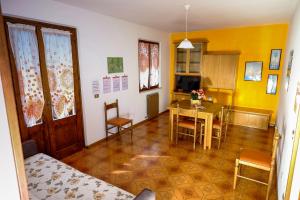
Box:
23, 140, 154, 200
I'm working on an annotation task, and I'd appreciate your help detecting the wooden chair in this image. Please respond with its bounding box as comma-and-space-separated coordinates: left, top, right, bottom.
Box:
104, 99, 133, 142
212, 106, 225, 149
223, 106, 231, 140
233, 131, 280, 200
199, 106, 230, 148
176, 104, 200, 150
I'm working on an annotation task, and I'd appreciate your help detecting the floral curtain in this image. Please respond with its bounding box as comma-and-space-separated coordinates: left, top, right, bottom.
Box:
41, 28, 75, 120
7, 23, 45, 127
138, 41, 150, 90
150, 43, 159, 87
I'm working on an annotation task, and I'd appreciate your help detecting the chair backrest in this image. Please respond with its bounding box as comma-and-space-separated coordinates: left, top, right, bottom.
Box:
218, 106, 225, 127
176, 104, 198, 124
224, 105, 231, 123
104, 99, 119, 122
271, 129, 281, 167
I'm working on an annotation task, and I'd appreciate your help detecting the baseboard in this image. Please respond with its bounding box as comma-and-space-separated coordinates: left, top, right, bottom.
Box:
86, 109, 168, 148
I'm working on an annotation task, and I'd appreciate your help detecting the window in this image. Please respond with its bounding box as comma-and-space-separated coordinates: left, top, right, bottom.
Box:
138, 40, 160, 92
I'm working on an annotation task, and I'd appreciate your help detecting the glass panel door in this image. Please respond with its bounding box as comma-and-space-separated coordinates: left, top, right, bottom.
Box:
189, 43, 201, 73
7, 23, 45, 127
176, 47, 187, 73
41, 28, 75, 120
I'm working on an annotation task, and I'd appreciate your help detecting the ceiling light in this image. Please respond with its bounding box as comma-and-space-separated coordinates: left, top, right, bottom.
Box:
177, 4, 194, 49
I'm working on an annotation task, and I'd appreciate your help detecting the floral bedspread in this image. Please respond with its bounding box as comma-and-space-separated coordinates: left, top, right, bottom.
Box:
25, 153, 135, 200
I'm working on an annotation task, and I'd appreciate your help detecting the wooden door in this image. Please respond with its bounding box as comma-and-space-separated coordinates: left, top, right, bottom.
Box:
201, 54, 220, 88
5, 19, 49, 153
39, 26, 84, 159
218, 55, 238, 89
4, 17, 84, 159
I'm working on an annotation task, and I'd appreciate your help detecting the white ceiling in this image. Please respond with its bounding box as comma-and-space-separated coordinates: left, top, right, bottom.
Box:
53, 0, 298, 32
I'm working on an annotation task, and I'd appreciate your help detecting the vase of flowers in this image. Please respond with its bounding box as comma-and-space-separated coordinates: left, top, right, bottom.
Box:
191, 89, 205, 105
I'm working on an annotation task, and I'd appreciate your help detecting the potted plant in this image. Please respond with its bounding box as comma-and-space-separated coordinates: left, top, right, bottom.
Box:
191, 89, 206, 105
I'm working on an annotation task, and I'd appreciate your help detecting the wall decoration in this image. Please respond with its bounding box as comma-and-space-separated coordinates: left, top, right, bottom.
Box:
107, 57, 123, 73
244, 61, 263, 81
286, 50, 294, 91
266, 74, 278, 94
269, 49, 282, 70
138, 40, 160, 92
103, 76, 111, 94
92, 80, 100, 98
122, 75, 128, 91
294, 82, 300, 113
112, 76, 120, 92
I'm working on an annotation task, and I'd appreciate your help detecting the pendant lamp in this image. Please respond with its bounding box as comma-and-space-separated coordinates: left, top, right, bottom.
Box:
177, 4, 194, 49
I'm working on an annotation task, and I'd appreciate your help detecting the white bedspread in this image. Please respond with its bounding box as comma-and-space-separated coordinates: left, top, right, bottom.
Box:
25, 153, 135, 200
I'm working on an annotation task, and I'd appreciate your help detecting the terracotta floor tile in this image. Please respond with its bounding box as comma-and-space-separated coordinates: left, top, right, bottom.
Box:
62, 113, 277, 199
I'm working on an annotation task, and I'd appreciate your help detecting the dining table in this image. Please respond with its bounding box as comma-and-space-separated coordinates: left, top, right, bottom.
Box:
168, 100, 223, 150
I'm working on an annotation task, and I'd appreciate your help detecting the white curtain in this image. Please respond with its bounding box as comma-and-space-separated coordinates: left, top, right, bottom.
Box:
150, 43, 159, 87
7, 23, 45, 127
138, 41, 150, 90
41, 28, 75, 120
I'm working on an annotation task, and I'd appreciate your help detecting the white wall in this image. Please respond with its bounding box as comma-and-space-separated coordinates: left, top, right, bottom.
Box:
1, 0, 170, 145
276, 1, 300, 199
290, 145, 300, 200
0, 75, 20, 200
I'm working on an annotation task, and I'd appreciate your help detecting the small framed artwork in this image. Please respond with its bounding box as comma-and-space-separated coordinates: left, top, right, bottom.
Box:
286, 50, 294, 91
269, 49, 282, 70
244, 61, 263, 81
266, 74, 278, 94
107, 57, 124, 73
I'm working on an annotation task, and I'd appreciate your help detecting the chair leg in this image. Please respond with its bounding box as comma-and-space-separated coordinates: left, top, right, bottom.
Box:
225, 123, 228, 140
130, 121, 133, 143
266, 167, 274, 200
218, 131, 221, 149
105, 125, 108, 141
233, 159, 239, 189
193, 130, 196, 150
176, 124, 179, 145
199, 124, 202, 144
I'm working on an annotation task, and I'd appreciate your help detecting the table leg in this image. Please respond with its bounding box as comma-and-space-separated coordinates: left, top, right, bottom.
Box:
169, 110, 174, 143
206, 114, 213, 150
204, 116, 208, 150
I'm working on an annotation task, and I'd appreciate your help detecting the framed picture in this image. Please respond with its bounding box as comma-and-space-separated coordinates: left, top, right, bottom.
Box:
286, 50, 294, 91
244, 61, 263, 81
107, 57, 123, 73
269, 49, 282, 70
266, 74, 278, 94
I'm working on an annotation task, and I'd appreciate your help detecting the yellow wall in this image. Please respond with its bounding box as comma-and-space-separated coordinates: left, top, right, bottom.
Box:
170, 24, 289, 123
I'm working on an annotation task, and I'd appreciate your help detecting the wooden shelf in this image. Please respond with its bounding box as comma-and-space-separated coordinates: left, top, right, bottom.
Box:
229, 106, 272, 130
204, 50, 241, 55
231, 106, 272, 116
175, 73, 201, 76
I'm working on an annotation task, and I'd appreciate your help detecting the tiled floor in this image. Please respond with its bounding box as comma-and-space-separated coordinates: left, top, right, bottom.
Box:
62, 113, 277, 200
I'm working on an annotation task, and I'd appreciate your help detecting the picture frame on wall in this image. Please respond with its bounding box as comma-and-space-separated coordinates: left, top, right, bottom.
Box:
107, 57, 124, 73
266, 74, 278, 94
244, 61, 263, 81
286, 50, 294, 91
269, 49, 282, 70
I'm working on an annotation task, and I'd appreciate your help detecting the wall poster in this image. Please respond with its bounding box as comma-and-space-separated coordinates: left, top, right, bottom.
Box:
112, 76, 120, 92
122, 75, 128, 91
103, 76, 111, 94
